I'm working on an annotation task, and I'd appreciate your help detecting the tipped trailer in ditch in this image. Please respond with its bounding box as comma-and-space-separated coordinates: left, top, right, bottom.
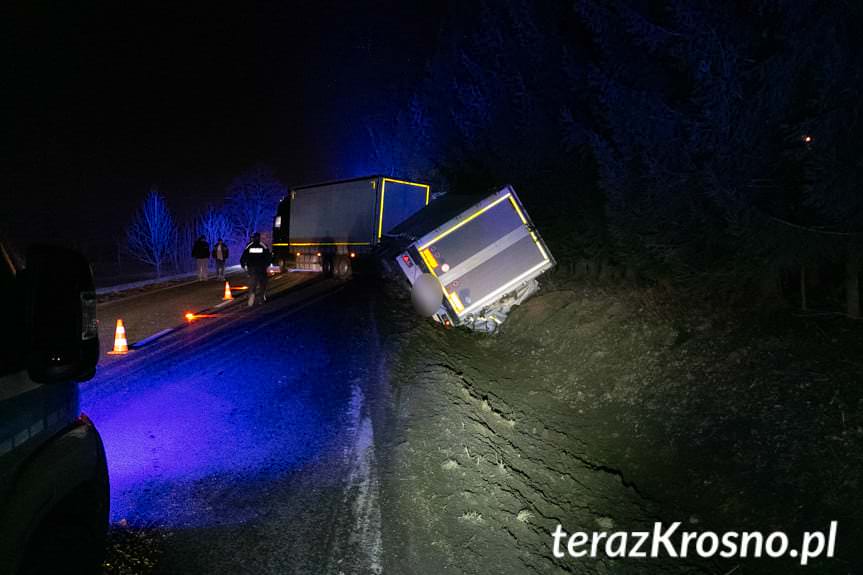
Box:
391, 185, 555, 332
272, 175, 430, 277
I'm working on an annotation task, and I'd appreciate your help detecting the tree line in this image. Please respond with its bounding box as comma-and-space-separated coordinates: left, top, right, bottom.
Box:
373, 0, 862, 316
125, 165, 286, 278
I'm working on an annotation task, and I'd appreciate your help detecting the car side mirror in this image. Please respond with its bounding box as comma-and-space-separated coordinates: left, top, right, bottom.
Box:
23, 245, 99, 383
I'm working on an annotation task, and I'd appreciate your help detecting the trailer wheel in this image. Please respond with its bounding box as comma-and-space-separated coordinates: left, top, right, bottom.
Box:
334, 256, 352, 279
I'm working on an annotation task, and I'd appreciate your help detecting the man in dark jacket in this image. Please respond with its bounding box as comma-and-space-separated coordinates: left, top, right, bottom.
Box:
212, 238, 229, 280
192, 235, 210, 281
240, 232, 272, 306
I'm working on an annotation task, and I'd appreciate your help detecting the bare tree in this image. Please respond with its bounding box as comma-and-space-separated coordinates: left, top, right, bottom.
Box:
126, 188, 177, 278
172, 222, 195, 274
198, 205, 233, 251
225, 165, 287, 243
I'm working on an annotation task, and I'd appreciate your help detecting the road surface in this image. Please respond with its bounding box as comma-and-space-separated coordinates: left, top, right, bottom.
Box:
96, 270, 295, 357
81, 276, 386, 574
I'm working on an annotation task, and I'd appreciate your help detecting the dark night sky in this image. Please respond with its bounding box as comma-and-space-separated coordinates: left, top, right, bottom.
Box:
4, 2, 445, 247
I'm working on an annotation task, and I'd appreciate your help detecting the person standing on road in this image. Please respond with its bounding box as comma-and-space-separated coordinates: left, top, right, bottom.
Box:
192, 236, 210, 281
240, 232, 272, 307
212, 238, 229, 281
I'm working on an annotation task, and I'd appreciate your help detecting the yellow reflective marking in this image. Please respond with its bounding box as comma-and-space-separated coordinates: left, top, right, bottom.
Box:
420, 248, 439, 269
509, 196, 528, 224
418, 193, 513, 250
530, 232, 549, 260
448, 291, 465, 313
381, 177, 430, 191
378, 178, 431, 238
420, 256, 453, 302
378, 179, 388, 239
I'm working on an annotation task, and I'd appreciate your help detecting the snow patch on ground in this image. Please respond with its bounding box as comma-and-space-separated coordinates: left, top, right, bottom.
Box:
340, 383, 383, 575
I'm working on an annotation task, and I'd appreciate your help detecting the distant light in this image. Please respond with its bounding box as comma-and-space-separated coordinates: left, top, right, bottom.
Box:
350, 252, 356, 258
803, 135, 813, 144
296, 252, 301, 257
316, 252, 321, 257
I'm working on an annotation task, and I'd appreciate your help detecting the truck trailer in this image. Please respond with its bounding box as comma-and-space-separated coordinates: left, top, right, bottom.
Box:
272, 175, 430, 277
391, 185, 555, 332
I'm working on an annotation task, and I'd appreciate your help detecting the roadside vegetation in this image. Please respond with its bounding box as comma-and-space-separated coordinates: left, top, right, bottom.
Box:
372, 6, 863, 568
93, 165, 286, 286
376, 0, 862, 320
376, 271, 862, 573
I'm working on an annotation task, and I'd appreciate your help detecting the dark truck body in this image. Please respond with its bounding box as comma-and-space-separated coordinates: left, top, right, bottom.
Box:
392, 185, 555, 331
272, 175, 429, 273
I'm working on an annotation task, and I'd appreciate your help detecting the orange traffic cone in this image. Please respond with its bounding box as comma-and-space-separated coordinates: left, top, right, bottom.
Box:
107, 319, 129, 355
223, 281, 233, 301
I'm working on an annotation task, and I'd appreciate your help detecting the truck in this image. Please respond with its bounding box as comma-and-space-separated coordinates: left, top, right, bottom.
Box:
390, 185, 555, 332
272, 175, 430, 277
0, 240, 109, 575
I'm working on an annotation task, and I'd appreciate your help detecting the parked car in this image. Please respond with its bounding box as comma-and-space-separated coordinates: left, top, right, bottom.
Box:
0, 241, 109, 575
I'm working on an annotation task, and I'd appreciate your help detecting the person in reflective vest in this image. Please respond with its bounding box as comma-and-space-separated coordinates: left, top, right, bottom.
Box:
240, 232, 272, 307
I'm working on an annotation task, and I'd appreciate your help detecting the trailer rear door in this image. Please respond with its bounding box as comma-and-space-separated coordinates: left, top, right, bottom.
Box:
414, 187, 553, 319
289, 178, 378, 245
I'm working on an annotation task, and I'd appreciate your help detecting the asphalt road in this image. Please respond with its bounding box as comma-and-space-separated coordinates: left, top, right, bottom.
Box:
81, 275, 386, 574
95, 270, 303, 357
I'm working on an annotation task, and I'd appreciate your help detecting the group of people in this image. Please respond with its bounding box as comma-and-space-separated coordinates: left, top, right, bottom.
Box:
191, 233, 272, 307
191, 236, 230, 281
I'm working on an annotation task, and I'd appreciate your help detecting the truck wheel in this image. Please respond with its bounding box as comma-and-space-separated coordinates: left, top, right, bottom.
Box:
334, 256, 352, 279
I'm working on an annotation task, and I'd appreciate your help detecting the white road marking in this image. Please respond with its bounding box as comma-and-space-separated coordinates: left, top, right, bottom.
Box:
342, 383, 383, 574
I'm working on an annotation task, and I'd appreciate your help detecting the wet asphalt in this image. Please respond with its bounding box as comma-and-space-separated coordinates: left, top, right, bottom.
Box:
81, 276, 385, 574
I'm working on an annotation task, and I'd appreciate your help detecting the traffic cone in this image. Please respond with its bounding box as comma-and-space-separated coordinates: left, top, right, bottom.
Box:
223, 281, 233, 301
107, 319, 129, 355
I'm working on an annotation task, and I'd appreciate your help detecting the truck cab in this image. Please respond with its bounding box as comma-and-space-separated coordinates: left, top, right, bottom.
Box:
0, 240, 109, 575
